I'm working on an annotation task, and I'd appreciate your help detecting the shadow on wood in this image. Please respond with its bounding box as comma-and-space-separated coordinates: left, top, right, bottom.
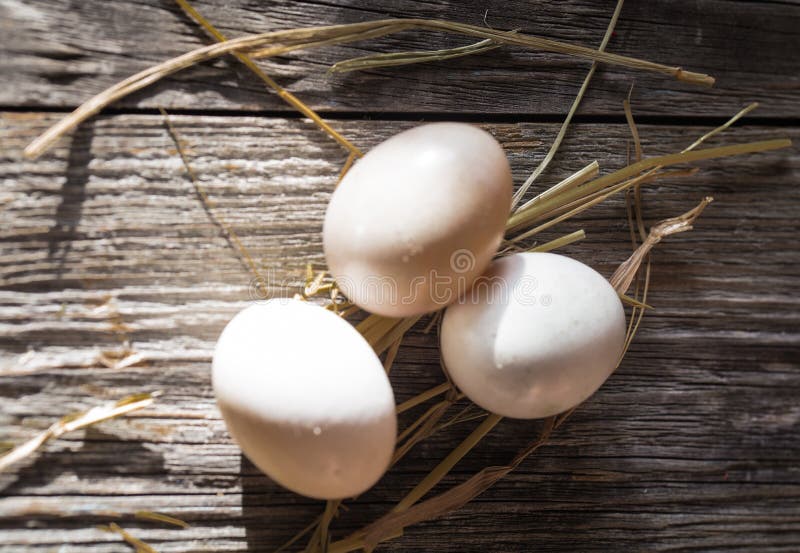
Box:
47, 120, 95, 281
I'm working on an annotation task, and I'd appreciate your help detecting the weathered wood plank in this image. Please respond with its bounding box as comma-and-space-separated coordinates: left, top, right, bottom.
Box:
1, 1, 799, 117
1, 113, 798, 551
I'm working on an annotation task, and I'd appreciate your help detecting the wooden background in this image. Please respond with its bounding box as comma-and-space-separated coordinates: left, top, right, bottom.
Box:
1, 1, 799, 551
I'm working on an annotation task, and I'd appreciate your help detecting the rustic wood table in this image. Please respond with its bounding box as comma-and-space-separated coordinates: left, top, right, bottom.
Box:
2, 1, 799, 551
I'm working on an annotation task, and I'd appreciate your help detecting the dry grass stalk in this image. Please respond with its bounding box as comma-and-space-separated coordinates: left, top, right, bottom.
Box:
511, 0, 625, 209
274, 515, 324, 553
433, 404, 489, 432
24, 18, 714, 159
0, 392, 160, 473
336, 152, 359, 187
393, 413, 503, 513
356, 315, 401, 348
134, 510, 190, 529
624, 261, 652, 354
624, 87, 644, 163
392, 398, 456, 466
173, 0, 361, 157
383, 337, 403, 374
98, 522, 158, 553
528, 229, 586, 252
303, 499, 341, 553
512, 161, 600, 220
161, 109, 270, 297
330, 37, 502, 73
623, 87, 647, 241
330, 416, 562, 553
373, 316, 422, 355
396, 382, 450, 414
396, 400, 450, 444
610, 196, 714, 293
618, 293, 652, 310
685, 102, 759, 152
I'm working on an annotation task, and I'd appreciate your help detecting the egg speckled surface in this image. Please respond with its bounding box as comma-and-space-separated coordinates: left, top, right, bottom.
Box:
212, 299, 396, 499
441, 252, 626, 419
323, 122, 513, 317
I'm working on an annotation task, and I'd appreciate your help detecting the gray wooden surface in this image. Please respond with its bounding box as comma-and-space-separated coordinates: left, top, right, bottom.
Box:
1, 1, 799, 552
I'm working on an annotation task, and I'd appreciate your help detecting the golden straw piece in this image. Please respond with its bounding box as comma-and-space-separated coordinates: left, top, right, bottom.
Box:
160, 109, 269, 295
134, 510, 191, 529
331, 37, 502, 73
623, 88, 647, 241
174, 0, 362, 157
510, 161, 599, 229
396, 382, 450, 414
330, 417, 560, 553
392, 413, 503, 513
0, 392, 160, 473
610, 196, 714, 293
529, 229, 586, 252
98, 523, 158, 553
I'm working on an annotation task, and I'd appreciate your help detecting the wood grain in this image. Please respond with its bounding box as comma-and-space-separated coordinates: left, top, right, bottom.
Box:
1, 1, 799, 117
1, 113, 798, 551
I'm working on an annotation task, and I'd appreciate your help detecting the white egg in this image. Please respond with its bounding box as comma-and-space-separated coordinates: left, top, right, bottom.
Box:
323, 122, 512, 317
212, 299, 396, 499
440, 252, 626, 419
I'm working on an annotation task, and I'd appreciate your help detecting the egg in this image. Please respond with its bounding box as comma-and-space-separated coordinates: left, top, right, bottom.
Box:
323, 123, 513, 317
212, 299, 396, 499
440, 252, 626, 419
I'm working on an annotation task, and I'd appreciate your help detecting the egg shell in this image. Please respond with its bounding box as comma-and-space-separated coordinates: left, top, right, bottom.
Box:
212, 299, 396, 499
323, 122, 513, 317
441, 252, 626, 419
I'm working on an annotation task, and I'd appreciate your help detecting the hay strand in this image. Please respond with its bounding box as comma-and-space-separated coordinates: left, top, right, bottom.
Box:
98, 523, 158, 553
610, 196, 714, 293
512, 161, 600, 222
161, 109, 269, 296
392, 413, 503, 513
174, 0, 362, 157
0, 392, 160, 473
331, 37, 502, 73
528, 229, 587, 252
330, 417, 560, 553
134, 510, 190, 529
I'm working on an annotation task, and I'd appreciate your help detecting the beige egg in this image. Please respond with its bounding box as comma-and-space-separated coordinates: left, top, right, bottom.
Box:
212, 299, 396, 499
323, 123, 513, 317
441, 253, 627, 419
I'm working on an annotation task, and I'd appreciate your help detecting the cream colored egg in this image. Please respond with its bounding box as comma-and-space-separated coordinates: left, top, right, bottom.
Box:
323, 123, 512, 317
441, 253, 626, 419
212, 299, 396, 499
